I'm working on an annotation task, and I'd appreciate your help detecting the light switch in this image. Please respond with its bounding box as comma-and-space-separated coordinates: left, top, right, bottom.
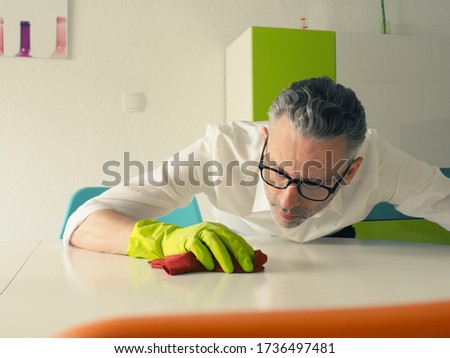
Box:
122, 93, 145, 112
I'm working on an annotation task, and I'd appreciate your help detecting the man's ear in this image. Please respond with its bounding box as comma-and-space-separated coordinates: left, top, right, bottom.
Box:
342, 157, 364, 186
262, 127, 268, 141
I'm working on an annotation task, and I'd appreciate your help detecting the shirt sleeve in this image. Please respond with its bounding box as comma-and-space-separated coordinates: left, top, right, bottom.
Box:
377, 136, 450, 230
62, 128, 216, 246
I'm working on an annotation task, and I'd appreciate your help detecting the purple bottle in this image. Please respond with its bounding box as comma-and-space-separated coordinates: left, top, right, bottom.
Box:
16, 21, 32, 57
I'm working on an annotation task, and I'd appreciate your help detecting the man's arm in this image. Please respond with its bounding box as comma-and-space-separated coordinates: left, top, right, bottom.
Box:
377, 136, 450, 230
69, 209, 136, 255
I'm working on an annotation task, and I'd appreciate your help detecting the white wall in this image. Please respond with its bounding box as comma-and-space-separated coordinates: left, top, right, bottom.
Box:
1, 0, 449, 241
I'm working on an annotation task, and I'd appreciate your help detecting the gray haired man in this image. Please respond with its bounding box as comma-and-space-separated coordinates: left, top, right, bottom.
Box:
65, 77, 450, 272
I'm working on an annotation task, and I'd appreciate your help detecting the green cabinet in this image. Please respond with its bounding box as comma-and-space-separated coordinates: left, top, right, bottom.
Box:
226, 27, 336, 122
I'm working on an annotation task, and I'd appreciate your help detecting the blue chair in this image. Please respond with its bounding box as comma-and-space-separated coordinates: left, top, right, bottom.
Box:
58, 187, 202, 239
355, 168, 450, 245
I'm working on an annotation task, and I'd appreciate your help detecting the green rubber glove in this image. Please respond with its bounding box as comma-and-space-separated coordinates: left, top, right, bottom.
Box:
127, 220, 255, 273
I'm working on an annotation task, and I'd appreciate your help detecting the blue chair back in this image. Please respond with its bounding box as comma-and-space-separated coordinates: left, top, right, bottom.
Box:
58, 187, 202, 239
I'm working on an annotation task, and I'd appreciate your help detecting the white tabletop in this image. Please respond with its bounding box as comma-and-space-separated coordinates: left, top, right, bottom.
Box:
1, 236, 450, 337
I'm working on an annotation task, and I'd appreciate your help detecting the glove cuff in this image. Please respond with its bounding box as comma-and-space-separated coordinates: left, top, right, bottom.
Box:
127, 220, 166, 259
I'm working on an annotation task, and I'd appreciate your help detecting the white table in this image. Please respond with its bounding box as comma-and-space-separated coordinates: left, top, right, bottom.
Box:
1, 236, 450, 337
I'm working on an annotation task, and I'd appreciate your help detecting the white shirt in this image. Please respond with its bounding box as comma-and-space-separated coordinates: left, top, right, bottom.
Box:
63, 121, 450, 246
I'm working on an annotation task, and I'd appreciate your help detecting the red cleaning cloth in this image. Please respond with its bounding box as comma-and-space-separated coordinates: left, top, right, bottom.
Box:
149, 249, 268, 275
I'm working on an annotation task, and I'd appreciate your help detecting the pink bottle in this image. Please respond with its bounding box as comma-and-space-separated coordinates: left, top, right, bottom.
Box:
16, 21, 32, 57
0, 18, 4, 56
50, 16, 67, 59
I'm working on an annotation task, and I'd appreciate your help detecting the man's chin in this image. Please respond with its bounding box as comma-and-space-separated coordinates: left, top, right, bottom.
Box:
273, 214, 306, 229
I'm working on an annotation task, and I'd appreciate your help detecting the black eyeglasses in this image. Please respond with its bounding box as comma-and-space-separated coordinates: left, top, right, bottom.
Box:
258, 136, 353, 202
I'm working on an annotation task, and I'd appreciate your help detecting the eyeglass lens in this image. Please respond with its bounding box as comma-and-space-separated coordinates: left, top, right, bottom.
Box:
260, 167, 331, 201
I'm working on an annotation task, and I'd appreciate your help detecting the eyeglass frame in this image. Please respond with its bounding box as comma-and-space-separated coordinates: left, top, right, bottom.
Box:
258, 135, 354, 202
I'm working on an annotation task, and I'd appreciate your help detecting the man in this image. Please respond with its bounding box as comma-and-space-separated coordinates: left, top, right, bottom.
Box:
64, 77, 450, 273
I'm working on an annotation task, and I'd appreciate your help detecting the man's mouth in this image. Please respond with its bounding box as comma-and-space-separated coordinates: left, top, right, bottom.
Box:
278, 210, 301, 222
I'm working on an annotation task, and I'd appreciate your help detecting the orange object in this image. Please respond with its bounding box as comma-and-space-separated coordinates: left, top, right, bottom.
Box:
54, 299, 450, 338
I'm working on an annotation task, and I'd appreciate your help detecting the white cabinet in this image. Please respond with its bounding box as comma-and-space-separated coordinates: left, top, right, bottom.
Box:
337, 33, 450, 166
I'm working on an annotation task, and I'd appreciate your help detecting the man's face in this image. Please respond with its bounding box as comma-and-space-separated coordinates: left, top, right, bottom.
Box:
261, 116, 362, 229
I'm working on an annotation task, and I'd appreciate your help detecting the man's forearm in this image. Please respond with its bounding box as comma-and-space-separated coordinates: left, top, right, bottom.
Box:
69, 209, 136, 255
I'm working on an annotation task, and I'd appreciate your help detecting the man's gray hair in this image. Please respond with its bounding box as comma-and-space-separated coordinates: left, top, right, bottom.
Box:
268, 77, 367, 157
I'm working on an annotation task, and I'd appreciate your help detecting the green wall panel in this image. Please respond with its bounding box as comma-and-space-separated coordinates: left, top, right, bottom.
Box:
252, 27, 336, 121
355, 219, 450, 246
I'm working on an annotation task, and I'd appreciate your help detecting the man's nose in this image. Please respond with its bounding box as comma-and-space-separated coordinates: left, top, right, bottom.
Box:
277, 184, 302, 210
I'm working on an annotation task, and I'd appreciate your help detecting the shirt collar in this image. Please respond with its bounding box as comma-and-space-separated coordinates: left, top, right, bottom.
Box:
252, 178, 271, 212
